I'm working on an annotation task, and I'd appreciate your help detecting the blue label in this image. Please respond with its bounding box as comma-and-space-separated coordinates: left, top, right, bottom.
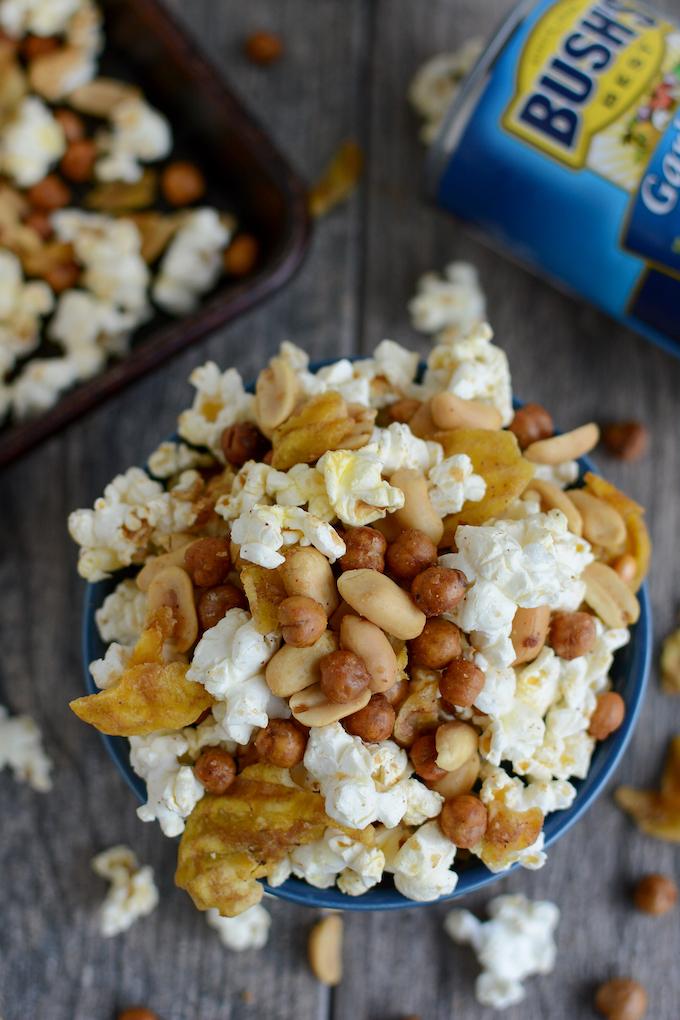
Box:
624, 111, 680, 274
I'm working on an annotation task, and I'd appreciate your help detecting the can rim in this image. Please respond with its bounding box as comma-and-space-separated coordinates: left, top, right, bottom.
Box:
425, 0, 536, 197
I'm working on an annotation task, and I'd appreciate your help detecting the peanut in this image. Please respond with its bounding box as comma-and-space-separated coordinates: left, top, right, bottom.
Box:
511, 606, 550, 665
136, 538, 194, 591
390, 468, 444, 544
280, 546, 339, 616
525, 478, 583, 536
430, 753, 480, 798
435, 721, 479, 772
407, 400, 437, 439
337, 569, 426, 640
583, 562, 640, 628
524, 423, 599, 464
566, 489, 626, 550
387, 397, 421, 423
254, 356, 299, 436
308, 915, 343, 986
589, 691, 625, 741
612, 553, 637, 586
509, 403, 554, 448
430, 391, 502, 431
278, 595, 327, 647
289, 682, 371, 726
146, 565, 198, 652
339, 615, 398, 693
265, 630, 337, 697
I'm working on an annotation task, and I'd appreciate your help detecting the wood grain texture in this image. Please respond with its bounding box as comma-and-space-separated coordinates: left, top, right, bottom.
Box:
2, 1, 680, 1019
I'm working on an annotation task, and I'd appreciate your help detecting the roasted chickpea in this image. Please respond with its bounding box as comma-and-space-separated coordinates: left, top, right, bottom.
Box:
409, 618, 462, 669
197, 583, 246, 631
26, 173, 71, 211
387, 397, 421, 423
410, 732, 446, 783
601, 421, 649, 462
54, 108, 85, 143
24, 210, 52, 240
549, 610, 597, 660
344, 694, 396, 742
588, 691, 625, 741
161, 160, 206, 206
194, 746, 236, 794
339, 526, 387, 573
60, 139, 97, 182
633, 874, 678, 915
255, 718, 307, 767
386, 528, 438, 581
410, 567, 467, 617
319, 650, 371, 704
223, 234, 259, 277
244, 29, 284, 65
509, 402, 554, 449
278, 595, 327, 647
439, 795, 488, 848
220, 421, 269, 466
21, 34, 59, 60
184, 537, 231, 588
594, 978, 647, 1020
440, 658, 485, 708
43, 260, 80, 293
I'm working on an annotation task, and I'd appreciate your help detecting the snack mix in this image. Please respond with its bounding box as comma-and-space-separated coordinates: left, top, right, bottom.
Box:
67, 303, 650, 918
0, 0, 251, 425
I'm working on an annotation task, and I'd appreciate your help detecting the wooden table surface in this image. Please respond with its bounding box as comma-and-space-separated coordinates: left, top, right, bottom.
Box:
2, 2, 680, 1018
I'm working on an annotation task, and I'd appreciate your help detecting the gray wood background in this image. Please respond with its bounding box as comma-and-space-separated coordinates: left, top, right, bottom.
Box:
1, 1, 679, 1018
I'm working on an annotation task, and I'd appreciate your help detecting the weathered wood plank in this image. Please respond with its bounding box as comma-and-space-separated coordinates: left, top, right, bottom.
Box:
336, 0, 680, 1018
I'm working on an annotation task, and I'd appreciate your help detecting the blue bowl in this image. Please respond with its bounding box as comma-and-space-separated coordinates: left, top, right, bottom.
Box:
81, 363, 651, 910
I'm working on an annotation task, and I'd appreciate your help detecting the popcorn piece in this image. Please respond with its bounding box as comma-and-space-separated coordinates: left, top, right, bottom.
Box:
409, 262, 486, 336
403, 778, 445, 826
96, 97, 171, 183
186, 609, 286, 744
317, 450, 404, 527
445, 894, 560, 1010
391, 821, 457, 901
206, 903, 271, 951
409, 40, 484, 143
479, 765, 576, 819
146, 440, 214, 480
231, 504, 345, 569
442, 510, 594, 667
95, 578, 148, 645
303, 725, 415, 830
0, 0, 83, 36
129, 730, 205, 837
177, 361, 254, 457
362, 423, 442, 476
531, 459, 579, 490
11, 356, 79, 419
89, 641, 130, 689
354, 339, 421, 407
49, 289, 139, 378
0, 250, 54, 372
423, 322, 513, 426
0, 96, 65, 187
428, 453, 486, 516
153, 208, 230, 315
0, 705, 52, 792
52, 210, 150, 318
274, 828, 385, 896
266, 463, 334, 522
68, 466, 196, 581
92, 845, 159, 937
216, 461, 273, 521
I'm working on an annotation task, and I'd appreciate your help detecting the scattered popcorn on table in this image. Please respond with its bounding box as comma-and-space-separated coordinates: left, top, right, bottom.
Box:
409, 39, 484, 143
206, 903, 271, 951
92, 845, 158, 937
0, 704, 52, 792
68, 288, 649, 914
409, 261, 486, 336
445, 894, 560, 1010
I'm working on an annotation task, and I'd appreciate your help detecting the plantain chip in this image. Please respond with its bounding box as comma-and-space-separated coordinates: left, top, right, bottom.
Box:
308, 140, 363, 219
436, 428, 535, 541
392, 672, 440, 748
476, 800, 544, 872
582, 473, 651, 590
241, 564, 287, 634
127, 211, 181, 263
85, 169, 157, 212
272, 392, 368, 470
70, 609, 212, 735
615, 736, 680, 842
175, 764, 333, 916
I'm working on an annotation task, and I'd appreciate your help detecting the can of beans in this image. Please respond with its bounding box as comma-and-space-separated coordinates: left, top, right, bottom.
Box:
427, 0, 680, 357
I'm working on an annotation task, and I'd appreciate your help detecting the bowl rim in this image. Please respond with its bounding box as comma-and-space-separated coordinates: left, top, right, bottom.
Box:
80, 359, 652, 911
